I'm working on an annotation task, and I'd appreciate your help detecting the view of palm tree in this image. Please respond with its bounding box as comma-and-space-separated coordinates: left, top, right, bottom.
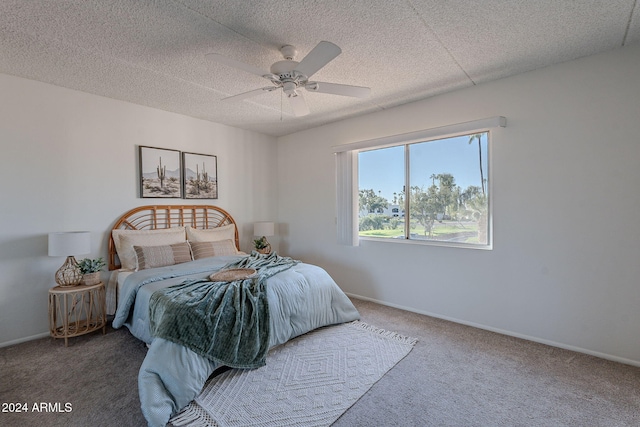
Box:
358, 132, 489, 245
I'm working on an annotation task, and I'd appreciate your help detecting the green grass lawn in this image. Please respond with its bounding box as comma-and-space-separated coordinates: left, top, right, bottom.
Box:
359, 221, 478, 240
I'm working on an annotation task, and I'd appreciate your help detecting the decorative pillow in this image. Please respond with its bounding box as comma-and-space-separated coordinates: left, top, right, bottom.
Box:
186, 224, 236, 243
190, 239, 239, 259
114, 227, 186, 270
133, 242, 193, 270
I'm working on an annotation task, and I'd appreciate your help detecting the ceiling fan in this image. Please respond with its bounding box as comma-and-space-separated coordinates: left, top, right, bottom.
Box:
207, 41, 371, 117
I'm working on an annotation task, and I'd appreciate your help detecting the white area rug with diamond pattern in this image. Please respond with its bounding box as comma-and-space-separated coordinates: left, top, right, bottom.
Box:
170, 321, 417, 427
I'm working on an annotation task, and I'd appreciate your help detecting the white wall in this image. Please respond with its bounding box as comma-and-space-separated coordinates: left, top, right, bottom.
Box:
0, 74, 278, 346
277, 43, 640, 365
3, 44, 639, 364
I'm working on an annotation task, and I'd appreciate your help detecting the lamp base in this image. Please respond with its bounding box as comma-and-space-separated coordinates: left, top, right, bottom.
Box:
55, 256, 83, 287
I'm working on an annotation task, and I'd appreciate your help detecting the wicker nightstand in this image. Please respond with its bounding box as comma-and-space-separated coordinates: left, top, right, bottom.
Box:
48, 282, 106, 346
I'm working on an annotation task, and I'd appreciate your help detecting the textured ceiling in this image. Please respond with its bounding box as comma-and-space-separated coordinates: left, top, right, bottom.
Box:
1, 0, 638, 137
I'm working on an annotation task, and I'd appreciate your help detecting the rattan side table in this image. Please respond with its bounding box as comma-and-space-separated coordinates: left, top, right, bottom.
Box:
48, 282, 106, 346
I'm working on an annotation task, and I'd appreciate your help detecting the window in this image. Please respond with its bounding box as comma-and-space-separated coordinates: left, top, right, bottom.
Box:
358, 132, 490, 247
334, 116, 505, 248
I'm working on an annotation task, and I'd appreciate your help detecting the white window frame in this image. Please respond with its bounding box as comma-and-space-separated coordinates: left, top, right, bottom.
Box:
334, 116, 506, 248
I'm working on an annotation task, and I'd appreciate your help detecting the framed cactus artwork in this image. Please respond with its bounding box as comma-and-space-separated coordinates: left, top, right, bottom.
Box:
139, 146, 182, 198
182, 152, 218, 199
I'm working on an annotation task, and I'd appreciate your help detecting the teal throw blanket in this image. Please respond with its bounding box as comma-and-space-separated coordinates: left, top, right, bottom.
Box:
149, 252, 299, 369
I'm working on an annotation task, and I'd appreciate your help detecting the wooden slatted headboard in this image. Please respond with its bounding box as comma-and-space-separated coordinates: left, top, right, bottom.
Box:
108, 205, 239, 270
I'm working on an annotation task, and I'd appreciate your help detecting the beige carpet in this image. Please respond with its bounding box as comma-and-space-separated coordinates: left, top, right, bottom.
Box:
170, 321, 416, 427
2, 298, 639, 426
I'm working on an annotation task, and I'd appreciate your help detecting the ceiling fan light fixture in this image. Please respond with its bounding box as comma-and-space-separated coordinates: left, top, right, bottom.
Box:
283, 81, 297, 96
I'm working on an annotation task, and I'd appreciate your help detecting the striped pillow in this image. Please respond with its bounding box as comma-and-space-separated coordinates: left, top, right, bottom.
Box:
190, 239, 238, 260
133, 242, 193, 270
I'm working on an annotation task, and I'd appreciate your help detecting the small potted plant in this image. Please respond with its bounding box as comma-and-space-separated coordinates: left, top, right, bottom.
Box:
77, 257, 106, 286
253, 236, 271, 255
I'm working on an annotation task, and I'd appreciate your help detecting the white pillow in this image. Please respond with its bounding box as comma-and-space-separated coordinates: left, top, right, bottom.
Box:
186, 224, 236, 243
113, 227, 186, 270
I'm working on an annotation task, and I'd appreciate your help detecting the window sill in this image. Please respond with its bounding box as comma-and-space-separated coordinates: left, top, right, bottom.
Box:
358, 236, 493, 251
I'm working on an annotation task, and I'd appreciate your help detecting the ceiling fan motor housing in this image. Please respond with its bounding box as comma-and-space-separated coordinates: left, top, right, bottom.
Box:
270, 45, 310, 88
270, 60, 300, 77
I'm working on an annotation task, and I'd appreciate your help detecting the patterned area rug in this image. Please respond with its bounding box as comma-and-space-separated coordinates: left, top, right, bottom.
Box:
170, 321, 417, 427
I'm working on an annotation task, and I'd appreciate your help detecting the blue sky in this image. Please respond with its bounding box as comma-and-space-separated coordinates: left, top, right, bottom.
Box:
358, 133, 488, 203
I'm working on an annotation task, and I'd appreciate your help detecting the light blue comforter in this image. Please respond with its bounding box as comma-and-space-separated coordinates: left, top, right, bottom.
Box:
112, 255, 360, 427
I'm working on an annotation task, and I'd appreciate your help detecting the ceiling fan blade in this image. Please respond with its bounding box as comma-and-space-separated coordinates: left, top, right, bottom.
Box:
288, 91, 310, 117
295, 41, 341, 78
305, 82, 371, 98
222, 87, 276, 102
206, 53, 270, 78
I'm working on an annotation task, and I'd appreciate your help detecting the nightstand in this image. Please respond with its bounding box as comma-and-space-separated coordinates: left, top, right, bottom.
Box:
48, 282, 106, 346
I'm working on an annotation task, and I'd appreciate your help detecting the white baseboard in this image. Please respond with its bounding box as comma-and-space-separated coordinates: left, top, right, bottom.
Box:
0, 332, 50, 349
346, 292, 640, 368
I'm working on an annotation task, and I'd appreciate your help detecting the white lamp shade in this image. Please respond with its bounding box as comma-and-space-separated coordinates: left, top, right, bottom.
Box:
48, 232, 91, 257
253, 222, 275, 237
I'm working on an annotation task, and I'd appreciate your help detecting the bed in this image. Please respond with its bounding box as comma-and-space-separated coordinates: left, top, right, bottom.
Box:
107, 205, 360, 427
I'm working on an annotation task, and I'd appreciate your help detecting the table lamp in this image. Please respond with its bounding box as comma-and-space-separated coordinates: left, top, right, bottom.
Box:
48, 231, 91, 286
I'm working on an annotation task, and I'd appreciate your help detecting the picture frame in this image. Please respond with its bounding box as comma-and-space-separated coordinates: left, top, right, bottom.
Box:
182, 152, 218, 199
139, 146, 182, 198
